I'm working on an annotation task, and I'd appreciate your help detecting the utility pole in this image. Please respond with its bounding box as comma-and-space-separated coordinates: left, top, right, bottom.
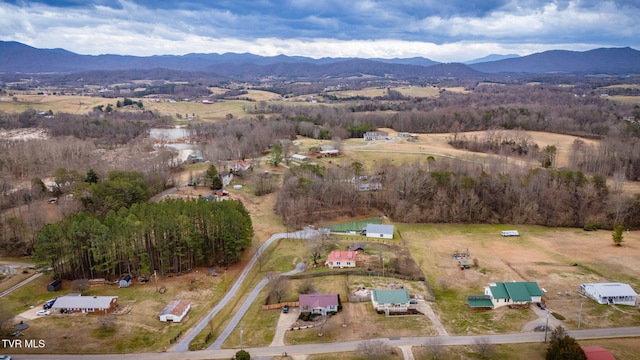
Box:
544, 310, 550, 343
578, 296, 584, 328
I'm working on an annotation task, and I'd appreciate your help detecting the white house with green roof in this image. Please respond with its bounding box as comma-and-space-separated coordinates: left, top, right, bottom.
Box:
371, 289, 411, 314
467, 282, 542, 309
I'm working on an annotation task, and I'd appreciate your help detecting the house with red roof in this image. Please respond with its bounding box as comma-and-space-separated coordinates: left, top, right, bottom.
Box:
582, 346, 616, 360
324, 251, 356, 269
299, 294, 339, 315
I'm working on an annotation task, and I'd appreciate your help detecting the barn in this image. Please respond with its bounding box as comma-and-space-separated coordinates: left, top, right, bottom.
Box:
159, 300, 191, 322
292, 154, 311, 162
362, 224, 394, 239
579, 283, 638, 306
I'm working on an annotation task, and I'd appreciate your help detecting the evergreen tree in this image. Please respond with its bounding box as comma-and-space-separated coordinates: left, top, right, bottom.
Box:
205, 164, 223, 190
545, 327, 586, 360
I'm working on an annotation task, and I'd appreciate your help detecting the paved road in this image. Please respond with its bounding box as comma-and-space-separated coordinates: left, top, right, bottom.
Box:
0, 272, 43, 299
209, 261, 308, 350
11, 326, 640, 360
170, 228, 319, 352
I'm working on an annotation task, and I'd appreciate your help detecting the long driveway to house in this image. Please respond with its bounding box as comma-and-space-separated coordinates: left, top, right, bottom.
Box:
170, 228, 319, 352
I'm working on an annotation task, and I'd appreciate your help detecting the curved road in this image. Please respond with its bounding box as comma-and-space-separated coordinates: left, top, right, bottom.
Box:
170, 228, 319, 352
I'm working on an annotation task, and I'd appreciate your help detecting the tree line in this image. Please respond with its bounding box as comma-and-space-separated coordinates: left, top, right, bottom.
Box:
33, 198, 253, 279
275, 157, 640, 230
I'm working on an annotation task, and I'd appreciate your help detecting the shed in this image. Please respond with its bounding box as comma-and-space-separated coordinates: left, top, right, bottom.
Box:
159, 300, 191, 322
579, 283, 638, 306
119, 275, 132, 288
292, 154, 311, 162
47, 279, 62, 292
363, 224, 394, 239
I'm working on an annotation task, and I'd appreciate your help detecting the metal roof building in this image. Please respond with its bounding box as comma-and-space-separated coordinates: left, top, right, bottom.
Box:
580, 283, 638, 306
363, 224, 394, 239
51, 295, 118, 314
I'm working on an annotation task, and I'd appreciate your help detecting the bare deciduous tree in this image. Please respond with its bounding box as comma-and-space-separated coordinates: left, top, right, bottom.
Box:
267, 272, 288, 305
423, 336, 445, 360
473, 336, 494, 359
357, 339, 391, 360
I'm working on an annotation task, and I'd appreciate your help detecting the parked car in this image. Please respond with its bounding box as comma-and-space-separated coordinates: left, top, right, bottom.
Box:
0, 355, 13, 360
409, 298, 418, 304
282, 305, 289, 314
36, 310, 50, 316
534, 325, 550, 332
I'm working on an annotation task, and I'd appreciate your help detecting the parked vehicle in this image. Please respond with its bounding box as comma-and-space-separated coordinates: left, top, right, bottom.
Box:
36, 310, 50, 316
282, 305, 289, 313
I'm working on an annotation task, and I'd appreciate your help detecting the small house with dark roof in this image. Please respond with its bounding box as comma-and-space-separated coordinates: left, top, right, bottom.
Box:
349, 242, 366, 253
467, 282, 542, 309
299, 294, 339, 315
159, 300, 191, 322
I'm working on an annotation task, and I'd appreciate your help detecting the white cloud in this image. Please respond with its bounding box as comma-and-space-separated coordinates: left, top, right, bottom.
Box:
0, 0, 637, 62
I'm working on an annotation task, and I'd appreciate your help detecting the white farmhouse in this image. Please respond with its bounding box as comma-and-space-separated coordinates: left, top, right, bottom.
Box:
579, 283, 637, 306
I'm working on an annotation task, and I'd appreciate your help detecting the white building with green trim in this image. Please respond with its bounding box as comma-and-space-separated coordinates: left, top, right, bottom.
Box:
467, 282, 542, 309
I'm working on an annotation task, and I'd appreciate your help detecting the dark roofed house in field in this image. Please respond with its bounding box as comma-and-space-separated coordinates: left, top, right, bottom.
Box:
299, 294, 339, 316
51, 295, 118, 314
159, 300, 191, 322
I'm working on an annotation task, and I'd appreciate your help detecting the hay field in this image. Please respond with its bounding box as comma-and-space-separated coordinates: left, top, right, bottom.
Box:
344, 129, 600, 168
144, 99, 250, 121
401, 224, 640, 333
0, 95, 114, 114
327, 86, 439, 99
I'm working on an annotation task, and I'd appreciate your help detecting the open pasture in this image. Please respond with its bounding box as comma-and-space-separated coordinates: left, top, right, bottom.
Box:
0, 94, 113, 114
401, 224, 640, 334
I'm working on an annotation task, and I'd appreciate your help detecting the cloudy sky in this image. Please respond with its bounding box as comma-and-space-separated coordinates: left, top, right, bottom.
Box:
0, 0, 638, 62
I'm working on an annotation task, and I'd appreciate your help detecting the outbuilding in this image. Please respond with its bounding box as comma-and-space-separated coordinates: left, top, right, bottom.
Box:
47, 279, 62, 292
362, 224, 394, 239
159, 300, 191, 322
579, 283, 638, 306
292, 154, 311, 162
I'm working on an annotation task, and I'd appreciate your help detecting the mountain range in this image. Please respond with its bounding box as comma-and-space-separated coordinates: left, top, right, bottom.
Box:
1, 41, 639, 79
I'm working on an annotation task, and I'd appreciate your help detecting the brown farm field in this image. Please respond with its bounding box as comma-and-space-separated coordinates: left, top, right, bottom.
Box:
401, 223, 640, 334
328, 85, 439, 99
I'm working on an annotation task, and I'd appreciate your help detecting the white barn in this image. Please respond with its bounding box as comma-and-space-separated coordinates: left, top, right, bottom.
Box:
292, 154, 311, 162
159, 300, 191, 322
363, 224, 394, 239
579, 283, 638, 306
